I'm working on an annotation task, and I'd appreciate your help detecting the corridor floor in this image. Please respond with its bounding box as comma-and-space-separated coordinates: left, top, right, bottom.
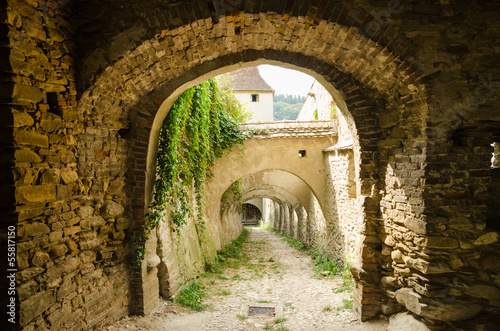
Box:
99, 228, 388, 330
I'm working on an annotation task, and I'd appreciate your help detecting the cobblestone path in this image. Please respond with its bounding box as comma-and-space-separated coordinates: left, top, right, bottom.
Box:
98, 228, 388, 331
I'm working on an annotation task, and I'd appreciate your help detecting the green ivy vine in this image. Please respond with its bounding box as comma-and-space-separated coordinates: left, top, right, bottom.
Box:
136, 78, 250, 266
220, 179, 243, 210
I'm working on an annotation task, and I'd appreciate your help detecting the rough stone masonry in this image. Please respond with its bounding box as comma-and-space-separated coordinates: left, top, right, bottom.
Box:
2, 0, 500, 330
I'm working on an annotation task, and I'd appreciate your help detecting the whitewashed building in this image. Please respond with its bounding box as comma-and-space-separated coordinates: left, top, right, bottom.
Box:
224, 66, 274, 122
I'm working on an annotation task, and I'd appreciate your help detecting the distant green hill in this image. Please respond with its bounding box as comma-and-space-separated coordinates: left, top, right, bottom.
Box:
273, 94, 306, 121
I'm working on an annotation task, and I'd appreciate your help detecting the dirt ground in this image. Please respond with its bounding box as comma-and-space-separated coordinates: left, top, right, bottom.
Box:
97, 228, 389, 331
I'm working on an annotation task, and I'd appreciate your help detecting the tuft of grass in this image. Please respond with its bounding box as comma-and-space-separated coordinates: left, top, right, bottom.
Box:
332, 256, 354, 293
283, 235, 306, 250
175, 280, 208, 311
311, 249, 338, 277
232, 274, 243, 281
337, 298, 353, 311
220, 228, 250, 259
264, 317, 289, 331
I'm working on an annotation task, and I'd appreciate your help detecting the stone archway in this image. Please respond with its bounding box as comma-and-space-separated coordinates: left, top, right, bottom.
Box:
7, 1, 500, 329
76, 31, 426, 318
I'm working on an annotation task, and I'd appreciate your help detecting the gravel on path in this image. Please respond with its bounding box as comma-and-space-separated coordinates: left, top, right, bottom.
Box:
98, 228, 388, 331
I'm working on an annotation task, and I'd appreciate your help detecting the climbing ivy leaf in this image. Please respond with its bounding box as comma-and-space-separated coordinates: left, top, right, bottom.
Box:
136, 78, 248, 266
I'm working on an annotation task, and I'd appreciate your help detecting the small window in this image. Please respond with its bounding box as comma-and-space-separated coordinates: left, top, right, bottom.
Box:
251, 94, 259, 102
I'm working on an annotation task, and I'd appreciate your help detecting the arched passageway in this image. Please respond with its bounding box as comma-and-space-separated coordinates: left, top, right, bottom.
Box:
5, 1, 500, 330
240, 203, 262, 226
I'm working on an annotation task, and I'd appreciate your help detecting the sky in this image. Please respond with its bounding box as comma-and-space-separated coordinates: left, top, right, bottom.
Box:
258, 65, 315, 97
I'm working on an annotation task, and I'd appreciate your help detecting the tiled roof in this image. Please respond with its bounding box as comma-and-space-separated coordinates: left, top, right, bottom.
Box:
224, 67, 274, 92
240, 120, 336, 139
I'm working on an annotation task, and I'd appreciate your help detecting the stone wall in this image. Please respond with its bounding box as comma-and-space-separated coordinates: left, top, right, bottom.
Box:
297, 80, 337, 121
4, 0, 500, 329
4, 0, 132, 329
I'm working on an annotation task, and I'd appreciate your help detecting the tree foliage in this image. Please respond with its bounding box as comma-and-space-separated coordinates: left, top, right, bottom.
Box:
136, 78, 246, 266
273, 94, 306, 121
273, 94, 305, 104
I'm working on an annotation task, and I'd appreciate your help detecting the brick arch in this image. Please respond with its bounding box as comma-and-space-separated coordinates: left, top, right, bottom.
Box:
77, 14, 428, 319
76, 1, 419, 93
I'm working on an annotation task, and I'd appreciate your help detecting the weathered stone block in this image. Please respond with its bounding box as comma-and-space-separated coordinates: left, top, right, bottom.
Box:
403, 256, 430, 273
391, 250, 404, 263
16, 184, 56, 203
420, 300, 483, 322
112, 231, 126, 241
57, 277, 76, 301
20, 290, 56, 325
15, 149, 42, 162
17, 267, 45, 283
395, 288, 424, 315
474, 232, 499, 246
40, 170, 59, 184
18, 280, 39, 302
466, 284, 500, 300
426, 259, 453, 274
80, 262, 95, 274
378, 109, 399, 128
13, 84, 44, 105
387, 312, 430, 331
448, 217, 473, 231
7, 9, 22, 28
64, 226, 81, 236
404, 217, 426, 234
32, 251, 50, 267
62, 109, 80, 121
50, 229, 64, 242
12, 109, 34, 127
116, 217, 130, 230
107, 177, 125, 194
63, 256, 81, 274
78, 205, 94, 219
424, 236, 459, 249
50, 243, 68, 258
81, 216, 105, 230
79, 232, 103, 250
478, 253, 500, 272
47, 302, 71, 328
21, 221, 50, 237
41, 112, 63, 132
61, 169, 78, 184
67, 239, 78, 253
14, 129, 49, 147
80, 250, 96, 264
100, 200, 125, 219
57, 185, 72, 201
